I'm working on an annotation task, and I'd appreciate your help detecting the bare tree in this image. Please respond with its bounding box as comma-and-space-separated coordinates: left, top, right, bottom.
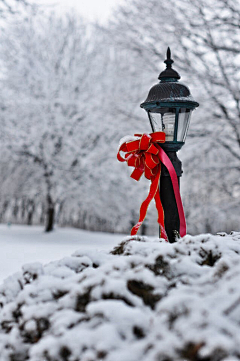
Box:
0, 12, 98, 231
105, 0, 240, 232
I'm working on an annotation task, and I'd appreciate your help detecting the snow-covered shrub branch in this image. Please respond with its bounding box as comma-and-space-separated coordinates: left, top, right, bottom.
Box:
1, 234, 240, 360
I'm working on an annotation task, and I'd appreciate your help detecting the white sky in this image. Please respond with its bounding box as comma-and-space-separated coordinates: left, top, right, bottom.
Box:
37, 0, 123, 22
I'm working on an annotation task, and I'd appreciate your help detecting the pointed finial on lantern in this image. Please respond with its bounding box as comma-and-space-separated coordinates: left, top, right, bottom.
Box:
164, 47, 174, 68
167, 47, 171, 59
158, 47, 181, 82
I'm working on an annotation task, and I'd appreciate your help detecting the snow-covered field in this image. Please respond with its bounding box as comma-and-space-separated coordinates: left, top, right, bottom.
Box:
1, 225, 240, 360
0, 224, 126, 283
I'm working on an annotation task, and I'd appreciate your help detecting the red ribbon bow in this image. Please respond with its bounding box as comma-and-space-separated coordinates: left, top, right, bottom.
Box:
117, 132, 186, 241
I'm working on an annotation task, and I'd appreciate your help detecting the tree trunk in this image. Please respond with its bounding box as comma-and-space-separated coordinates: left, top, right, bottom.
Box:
27, 200, 35, 225
45, 195, 55, 232
27, 211, 33, 225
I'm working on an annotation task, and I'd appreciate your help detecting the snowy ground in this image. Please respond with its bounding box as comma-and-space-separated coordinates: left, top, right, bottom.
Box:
0, 224, 126, 283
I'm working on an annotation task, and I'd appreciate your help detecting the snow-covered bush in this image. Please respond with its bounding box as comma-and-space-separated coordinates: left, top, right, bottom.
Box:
1, 233, 240, 360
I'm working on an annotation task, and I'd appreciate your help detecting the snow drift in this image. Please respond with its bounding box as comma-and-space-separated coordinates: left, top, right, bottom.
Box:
1, 233, 240, 361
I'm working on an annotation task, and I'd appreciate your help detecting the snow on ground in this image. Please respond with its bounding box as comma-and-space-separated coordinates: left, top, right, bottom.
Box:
0, 224, 126, 283
1, 229, 240, 360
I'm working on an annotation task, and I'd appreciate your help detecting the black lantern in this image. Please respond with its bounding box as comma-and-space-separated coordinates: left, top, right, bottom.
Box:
141, 48, 199, 152
140, 48, 199, 243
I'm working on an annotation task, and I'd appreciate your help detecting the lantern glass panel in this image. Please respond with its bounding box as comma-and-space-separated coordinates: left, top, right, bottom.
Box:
177, 108, 192, 142
149, 108, 176, 141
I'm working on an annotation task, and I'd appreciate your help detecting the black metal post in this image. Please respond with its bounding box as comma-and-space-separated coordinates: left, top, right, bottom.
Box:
159, 151, 182, 243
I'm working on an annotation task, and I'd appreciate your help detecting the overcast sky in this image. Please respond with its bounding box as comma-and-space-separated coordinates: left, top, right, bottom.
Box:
37, 0, 123, 22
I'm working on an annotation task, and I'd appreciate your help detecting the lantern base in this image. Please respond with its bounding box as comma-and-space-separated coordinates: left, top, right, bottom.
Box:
161, 151, 182, 177
160, 141, 184, 152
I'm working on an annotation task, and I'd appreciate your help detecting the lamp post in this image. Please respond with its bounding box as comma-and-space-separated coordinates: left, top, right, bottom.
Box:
140, 48, 199, 243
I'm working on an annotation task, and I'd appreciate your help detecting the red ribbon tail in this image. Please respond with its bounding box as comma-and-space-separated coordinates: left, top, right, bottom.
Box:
131, 169, 161, 236
154, 189, 168, 241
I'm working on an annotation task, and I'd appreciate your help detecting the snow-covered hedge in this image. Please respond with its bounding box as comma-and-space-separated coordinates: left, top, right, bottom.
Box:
1, 233, 240, 361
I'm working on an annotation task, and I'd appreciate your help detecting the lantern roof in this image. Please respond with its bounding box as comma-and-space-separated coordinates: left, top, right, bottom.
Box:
140, 48, 199, 110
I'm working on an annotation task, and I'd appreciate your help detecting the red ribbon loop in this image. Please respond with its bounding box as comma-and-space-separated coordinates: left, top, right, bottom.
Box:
117, 132, 186, 241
